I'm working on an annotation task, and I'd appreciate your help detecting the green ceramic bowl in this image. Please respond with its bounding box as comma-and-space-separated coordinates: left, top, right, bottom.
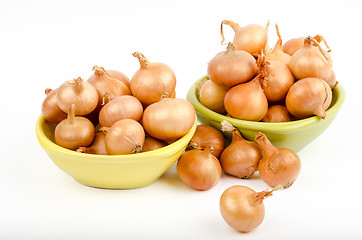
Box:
186, 75, 345, 152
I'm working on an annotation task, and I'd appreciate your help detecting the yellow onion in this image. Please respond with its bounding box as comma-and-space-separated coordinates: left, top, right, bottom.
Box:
177, 147, 222, 191
288, 36, 333, 80
131, 52, 176, 107
265, 24, 291, 65
141, 136, 167, 152
283, 34, 331, 56
220, 121, 262, 178
77, 132, 108, 155
188, 125, 226, 159
326, 70, 338, 89
220, 185, 283, 233
41, 88, 67, 123
261, 105, 292, 123
224, 76, 268, 121
88, 68, 130, 90
99, 95, 143, 127
199, 80, 228, 114
207, 42, 257, 88
286, 77, 332, 119
57, 77, 98, 116
255, 132, 301, 188
55, 104, 95, 150
101, 119, 145, 155
221, 20, 268, 56
142, 97, 195, 142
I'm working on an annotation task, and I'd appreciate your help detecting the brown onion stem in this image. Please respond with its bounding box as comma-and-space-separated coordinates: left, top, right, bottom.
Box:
310, 37, 333, 65
220, 20, 241, 45
45, 88, 53, 95
314, 35, 331, 52
132, 51, 150, 68
254, 185, 283, 205
67, 104, 76, 124
254, 132, 278, 159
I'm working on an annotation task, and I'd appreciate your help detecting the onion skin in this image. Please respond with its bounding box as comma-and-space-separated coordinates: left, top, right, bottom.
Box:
103, 119, 145, 155
188, 125, 226, 159
262, 105, 292, 123
177, 148, 222, 191
142, 98, 195, 142
41, 88, 67, 123
141, 136, 167, 152
282, 37, 305, 56
207, 43, 257, 88
55, 104, 95, 150
99, 95, 143, 127
131, 52, 176, 107
77, 132, 108, 155
326, 70, 337, 89
199, 80, 228, 114
255, 132, 301, 188
286, 77, 332, 119
57, 77, 98, 116
224, 76, 268, 121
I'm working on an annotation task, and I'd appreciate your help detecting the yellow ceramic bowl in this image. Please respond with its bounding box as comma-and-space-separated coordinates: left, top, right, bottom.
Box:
186, 75, 345, 152
36, 115, 197, 189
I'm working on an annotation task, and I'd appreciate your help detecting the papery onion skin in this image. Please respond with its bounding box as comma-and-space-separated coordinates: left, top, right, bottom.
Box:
141, 136, 167, 152
77, 132, 108, 155
103, 119, 145, 155
142, 98, 195, 142
255, 132, 301, 188
131, 52, 176, 107
188, 125, 226, 159
55, 104, 95, 150
57, 77, 98, 116
286, 77, 332, 119
224, 77, 268, 121
99, 95, 143, 127
208, 43, 257, 88
177, 148, 222, 191
41, 88, 67, 123
199, 80, 228, 114
261, 105, 292, 123
282, 37, 305, 56
325, 70, 337, 89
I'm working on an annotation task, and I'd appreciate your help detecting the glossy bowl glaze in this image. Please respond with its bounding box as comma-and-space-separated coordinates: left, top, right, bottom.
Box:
186, 75, 345, 152
36, 115, 197, 189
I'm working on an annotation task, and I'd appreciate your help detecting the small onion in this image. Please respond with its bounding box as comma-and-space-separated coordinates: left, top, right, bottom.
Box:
101, 119, 145, 155
207, 42, 257, 88
199, 80, 228, 114
220, 185, 283, 233
220, 121, 262, 179
325, 70, 338, 89
141, 136, 167, 152
55, 104, 95, 150
188, 125, 226, 159
41, 88, 67, 123
221, 20, 268, 56
57, 77, 98, 116
261, 105, 293, 123
177, 148, 222, 191
224, 76, 268, 121
142, 97, 195, 142
77, 132, 108, 155
283, 34, 331, 56
286, 77, 332, 119
255, 132, 301, 188
264, 24, 291, 65
131, 52, 176, 107
99, 95, 143, 127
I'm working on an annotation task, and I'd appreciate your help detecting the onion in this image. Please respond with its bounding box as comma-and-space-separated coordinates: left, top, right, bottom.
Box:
57, 77, 98, 116
41, 88, 67, 123
141, 136, 167, 152
142, 97, 195, 142
255, 132, 301, 188
220, 185, 283, 233
101, 119, 145, 155
88, 65, 131, 108
99, 95, 143, 127
188, 125, 226, 159
283, 34, 331, 56
131, 52, 176, 107
176, 148, 222, 191
264, 24, 291, 65
286, 77, 332, 119
221, 20, 268, 56
55, 104, 95, 150
77, 132, 107, 155
288, 36, 333, 80
199, 80, 228, 114
220, 121, 262, 178
257, 54, 295, 103
261, 105, 292, 122
224, 76, 268, 121
207, 42, 257, 88
326, 70, 338, 89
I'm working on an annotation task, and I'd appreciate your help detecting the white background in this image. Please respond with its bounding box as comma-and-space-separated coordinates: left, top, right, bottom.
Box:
1, 0, 361, 239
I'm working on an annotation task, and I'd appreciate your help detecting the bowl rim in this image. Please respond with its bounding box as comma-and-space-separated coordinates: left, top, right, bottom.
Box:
187, 75, 346, 133
36, 114, 197, 163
